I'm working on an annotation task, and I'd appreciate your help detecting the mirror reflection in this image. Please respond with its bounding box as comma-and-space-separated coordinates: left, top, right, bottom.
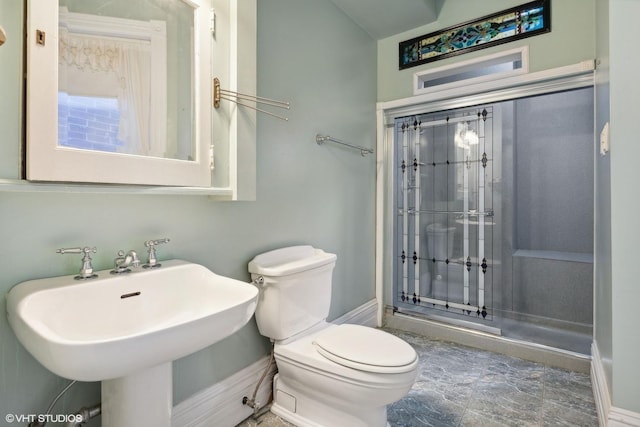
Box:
57, 0, 195, 161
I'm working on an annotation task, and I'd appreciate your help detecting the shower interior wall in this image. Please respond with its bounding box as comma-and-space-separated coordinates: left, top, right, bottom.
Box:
502, 88, 594, 342
508, 88, 594, 332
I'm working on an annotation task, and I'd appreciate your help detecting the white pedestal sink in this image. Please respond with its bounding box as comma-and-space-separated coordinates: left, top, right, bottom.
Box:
6, 260, 259, 426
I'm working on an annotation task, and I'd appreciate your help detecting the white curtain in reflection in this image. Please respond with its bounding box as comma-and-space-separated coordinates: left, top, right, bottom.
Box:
59, 31, 154, 156
59, 30, 120, 73
116, 44, 151, 156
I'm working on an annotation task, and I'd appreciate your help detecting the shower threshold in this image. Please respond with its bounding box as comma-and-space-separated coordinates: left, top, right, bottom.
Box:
497, 315, 592, 355
398, 309, 503, 336
385, 309, 592, 373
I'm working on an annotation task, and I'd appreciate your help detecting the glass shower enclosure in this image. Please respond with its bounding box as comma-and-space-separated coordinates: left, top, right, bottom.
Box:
391, 87, 594, 355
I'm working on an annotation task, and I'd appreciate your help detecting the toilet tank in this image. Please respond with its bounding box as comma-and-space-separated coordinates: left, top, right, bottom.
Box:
426, 223, 455, 260
248, 246, 337, 341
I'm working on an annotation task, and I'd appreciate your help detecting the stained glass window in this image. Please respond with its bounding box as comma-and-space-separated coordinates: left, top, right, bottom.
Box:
399, 0, 550, 69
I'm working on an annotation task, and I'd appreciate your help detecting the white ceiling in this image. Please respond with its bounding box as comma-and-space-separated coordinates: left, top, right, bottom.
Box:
329, 0, 443, 40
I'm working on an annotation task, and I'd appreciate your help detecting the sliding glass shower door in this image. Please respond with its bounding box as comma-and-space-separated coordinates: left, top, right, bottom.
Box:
393, 106, 497, 325
388, 87, 594, 352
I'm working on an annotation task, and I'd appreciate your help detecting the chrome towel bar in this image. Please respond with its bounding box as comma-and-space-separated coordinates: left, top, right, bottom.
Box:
315, 134, 374, 156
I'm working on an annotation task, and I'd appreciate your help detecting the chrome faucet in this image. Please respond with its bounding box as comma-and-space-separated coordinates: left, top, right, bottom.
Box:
56, 246, 98, 280
111, 250, 141, 274
143, 238, 170, 268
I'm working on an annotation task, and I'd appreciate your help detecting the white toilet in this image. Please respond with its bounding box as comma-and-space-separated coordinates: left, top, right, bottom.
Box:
248, 245, 418, 427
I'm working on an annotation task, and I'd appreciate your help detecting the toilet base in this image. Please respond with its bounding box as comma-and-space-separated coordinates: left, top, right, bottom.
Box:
270, 374, 389, 427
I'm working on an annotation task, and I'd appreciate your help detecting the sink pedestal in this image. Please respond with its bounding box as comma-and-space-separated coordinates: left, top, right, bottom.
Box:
102, 362, 172, 427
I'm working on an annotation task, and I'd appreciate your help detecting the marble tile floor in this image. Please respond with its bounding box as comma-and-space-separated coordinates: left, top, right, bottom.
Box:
237, 328, 598, 427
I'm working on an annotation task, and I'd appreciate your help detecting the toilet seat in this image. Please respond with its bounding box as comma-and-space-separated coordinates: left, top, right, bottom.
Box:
313, 324, 417, 374
275, 323, 419, 384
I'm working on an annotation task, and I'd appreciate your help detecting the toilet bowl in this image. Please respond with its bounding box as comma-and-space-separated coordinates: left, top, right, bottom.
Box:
248, 246, 418, 427
273, 323, 418, 427
425, 223, 455, 267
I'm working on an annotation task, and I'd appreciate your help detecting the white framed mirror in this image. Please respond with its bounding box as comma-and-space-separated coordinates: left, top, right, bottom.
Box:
27, 0, 212, 187
23, 0, 257, 198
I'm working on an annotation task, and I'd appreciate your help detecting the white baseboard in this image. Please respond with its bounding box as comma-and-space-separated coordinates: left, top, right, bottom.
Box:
609, 409, 640, 427
592, 342, 612, 426
172, 299, 379, 427
171, 356, 277, 427
592, 343, 640, 426
332, 298, 378, 327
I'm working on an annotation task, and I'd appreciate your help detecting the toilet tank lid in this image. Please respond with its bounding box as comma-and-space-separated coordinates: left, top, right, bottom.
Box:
426, 223, 455, 232
248, 245, 336, 277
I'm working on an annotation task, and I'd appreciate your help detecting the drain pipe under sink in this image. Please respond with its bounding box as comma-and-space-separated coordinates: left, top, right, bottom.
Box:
28, 381, 76, 427
27, 380, 101, 427
63, 404, 101, 427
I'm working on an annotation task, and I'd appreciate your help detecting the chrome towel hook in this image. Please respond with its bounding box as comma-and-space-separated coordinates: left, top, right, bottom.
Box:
213, 77, 290, 121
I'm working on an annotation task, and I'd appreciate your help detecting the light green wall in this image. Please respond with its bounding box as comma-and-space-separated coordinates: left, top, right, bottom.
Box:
609, 0, 640, 414
377, 0, 596, 102
0, 0, 376, 418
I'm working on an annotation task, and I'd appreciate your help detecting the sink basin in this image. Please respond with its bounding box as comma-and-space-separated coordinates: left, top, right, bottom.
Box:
6, 259, 258, 381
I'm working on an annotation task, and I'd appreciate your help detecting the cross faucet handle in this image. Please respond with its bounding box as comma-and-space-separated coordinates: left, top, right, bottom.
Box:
56, 246, 98, 280
144, 238, 170, 268
145, 238, 170, 247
